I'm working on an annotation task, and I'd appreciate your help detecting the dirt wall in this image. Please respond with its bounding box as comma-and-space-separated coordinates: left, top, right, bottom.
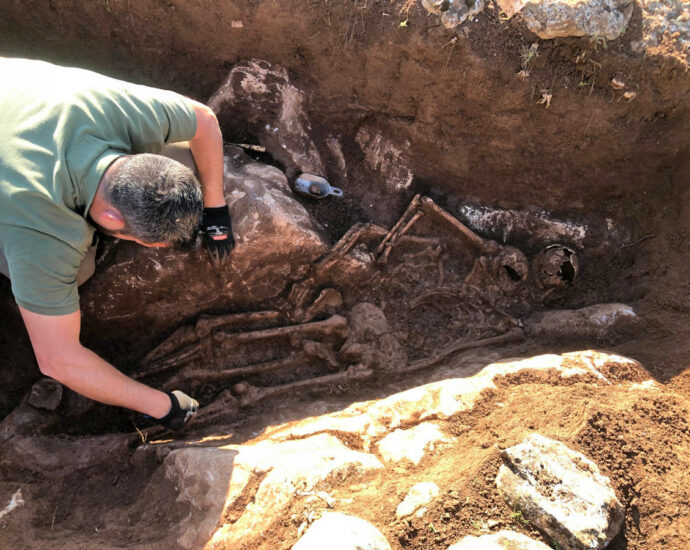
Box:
1, 1, 688, 210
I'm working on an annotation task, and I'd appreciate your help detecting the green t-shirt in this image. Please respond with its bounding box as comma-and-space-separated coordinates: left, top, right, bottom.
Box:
0, 58, 197, 315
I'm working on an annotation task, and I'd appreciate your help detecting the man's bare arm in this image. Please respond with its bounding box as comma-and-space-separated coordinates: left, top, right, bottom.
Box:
188, 101, 225, 208
19, 307, 171, 418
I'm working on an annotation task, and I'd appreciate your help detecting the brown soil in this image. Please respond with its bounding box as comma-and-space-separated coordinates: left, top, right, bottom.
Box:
0, 1, 689, 549
260, 375, 690, 550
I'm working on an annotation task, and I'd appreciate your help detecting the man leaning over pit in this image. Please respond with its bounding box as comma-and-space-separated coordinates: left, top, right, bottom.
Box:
0, 57, 233, 430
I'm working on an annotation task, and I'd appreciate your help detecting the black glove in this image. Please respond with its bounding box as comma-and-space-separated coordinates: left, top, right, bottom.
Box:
158, 390, 199, 431
200, 205, 235, 265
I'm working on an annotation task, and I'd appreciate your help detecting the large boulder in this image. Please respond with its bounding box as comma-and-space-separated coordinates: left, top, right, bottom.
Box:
292, 512, 391, 550
497, 0, 633, 40
496, 433, 625, 550
208, 60, 325, 178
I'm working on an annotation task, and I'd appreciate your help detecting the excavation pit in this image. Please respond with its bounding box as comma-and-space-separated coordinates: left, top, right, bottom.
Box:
0, 1, 689, 549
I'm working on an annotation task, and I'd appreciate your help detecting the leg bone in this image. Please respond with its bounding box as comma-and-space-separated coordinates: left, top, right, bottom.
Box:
143, 310, 280, 364
234, 364, 374, 407
162, 353, 311, 390
213, 314, 349, 350
400, 328, 525, 374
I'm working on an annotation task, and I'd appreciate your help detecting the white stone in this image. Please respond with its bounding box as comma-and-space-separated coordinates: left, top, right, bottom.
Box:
496, 433, 624, 550
267, 351, 648, 451
356, 125, 413, 192
422, 0, 486, 28
377, 422, 454, 465
515, 0, 633, 40
0, 489, 24, 522
163, 447, 238, 549
526, 303, 638, 341
447, 530, 551, 549
292, 512, 391, 550
396, 482, 440, 518
206, 434, 383, 548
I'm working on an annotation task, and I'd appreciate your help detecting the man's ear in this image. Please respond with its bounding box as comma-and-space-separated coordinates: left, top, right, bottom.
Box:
100, 208, 126, 230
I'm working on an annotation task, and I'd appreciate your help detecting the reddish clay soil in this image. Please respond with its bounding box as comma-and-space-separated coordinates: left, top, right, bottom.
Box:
0, 1, 688, 549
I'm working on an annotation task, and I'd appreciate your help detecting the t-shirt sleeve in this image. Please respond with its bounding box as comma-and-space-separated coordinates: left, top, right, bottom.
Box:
116, 85, 198, 154
5, 231, 82, 315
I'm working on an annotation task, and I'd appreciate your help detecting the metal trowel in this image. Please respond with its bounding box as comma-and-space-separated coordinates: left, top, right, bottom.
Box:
294, 173, 343, 199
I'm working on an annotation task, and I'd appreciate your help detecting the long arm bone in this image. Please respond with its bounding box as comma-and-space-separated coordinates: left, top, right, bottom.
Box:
419, 197, 498, 254
233, 364, 374, 407
419, 197, 528, 283
400, 328, 525, 374
288, 223, 386, 312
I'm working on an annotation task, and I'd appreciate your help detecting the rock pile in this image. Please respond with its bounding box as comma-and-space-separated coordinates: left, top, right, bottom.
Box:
138, 350, 645, 548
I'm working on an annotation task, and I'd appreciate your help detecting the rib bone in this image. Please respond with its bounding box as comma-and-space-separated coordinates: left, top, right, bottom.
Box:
234, 364, 374, 407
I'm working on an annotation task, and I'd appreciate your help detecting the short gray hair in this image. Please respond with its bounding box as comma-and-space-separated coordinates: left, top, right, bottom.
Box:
105, 154, 203, 244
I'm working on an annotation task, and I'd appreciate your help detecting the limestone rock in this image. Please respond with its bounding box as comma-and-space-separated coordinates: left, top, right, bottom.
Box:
266, 351, 649, 451
223, 146, 328, 293
205, 434, 383, 548
447, 530, 552, 549
0, 434, 131, 478
496, 433, 624, 550
456, 203, 589, 250
208, 60, 325, 177
292, 512, 391, 550
525, 303, 638, 341
80, 148, 327, 344
633, 0, 690, 59
508, 0, 633, 40
26, 378, 62, 411
422, 0, 486, 28
377, 422, 454, 465
163, 447, 238, 549
356, 125, 413, 193
395, 482, 440, 518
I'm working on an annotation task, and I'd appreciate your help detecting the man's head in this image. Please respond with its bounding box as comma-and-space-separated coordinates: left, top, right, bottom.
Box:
91, 154, 203, 247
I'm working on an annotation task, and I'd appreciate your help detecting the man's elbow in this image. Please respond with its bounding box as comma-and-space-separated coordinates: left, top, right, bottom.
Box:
35, 354, 63, 380
34, 348, 79, 382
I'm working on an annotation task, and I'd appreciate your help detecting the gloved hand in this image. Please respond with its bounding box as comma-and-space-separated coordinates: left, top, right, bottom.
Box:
158, 390, 199, 431
200, 205, 235, 265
